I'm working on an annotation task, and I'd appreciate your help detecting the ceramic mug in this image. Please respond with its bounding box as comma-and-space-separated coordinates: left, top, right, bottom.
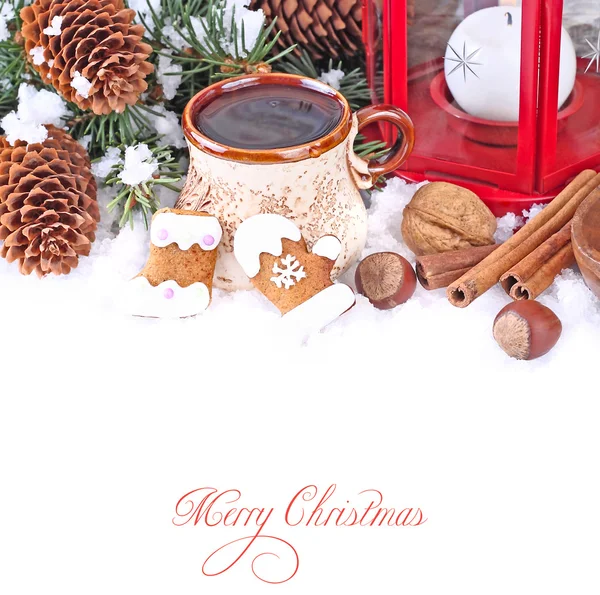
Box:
176, 73, 415, 291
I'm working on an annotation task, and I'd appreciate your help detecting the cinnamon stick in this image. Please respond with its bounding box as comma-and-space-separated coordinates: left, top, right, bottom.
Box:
500, 222, 572, 298
447, 170, 600, 307
416, 244, 499, 290
511, 243, 575, 300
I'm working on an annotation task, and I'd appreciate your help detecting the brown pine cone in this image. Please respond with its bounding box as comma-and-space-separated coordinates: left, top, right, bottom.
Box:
249, 0, 363, 60
0, 126, 99, 277
20, 0, 153, 115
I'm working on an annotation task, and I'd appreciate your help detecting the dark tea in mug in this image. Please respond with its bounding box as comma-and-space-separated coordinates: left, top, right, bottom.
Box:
194, 84, 344, 150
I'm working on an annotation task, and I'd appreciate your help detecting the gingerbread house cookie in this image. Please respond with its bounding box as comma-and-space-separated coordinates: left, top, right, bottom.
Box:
127, 208, 222, 318
234, 214, 355, 338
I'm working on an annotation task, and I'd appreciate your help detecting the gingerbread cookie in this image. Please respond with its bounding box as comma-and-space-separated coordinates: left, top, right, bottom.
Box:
127, 208, 222, 318
233, 214, 355, 336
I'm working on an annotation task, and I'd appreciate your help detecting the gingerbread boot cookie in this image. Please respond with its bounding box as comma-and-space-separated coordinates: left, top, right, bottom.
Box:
127, 208, 222, 318
233, 214, 355, 338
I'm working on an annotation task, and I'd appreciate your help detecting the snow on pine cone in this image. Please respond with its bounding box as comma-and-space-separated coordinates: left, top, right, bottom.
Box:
249, 0, 363, 60
0, 126, 99, 277
20, 0, 153, 115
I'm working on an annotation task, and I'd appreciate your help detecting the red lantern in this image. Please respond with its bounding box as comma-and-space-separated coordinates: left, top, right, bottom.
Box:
363, 0, 600, 215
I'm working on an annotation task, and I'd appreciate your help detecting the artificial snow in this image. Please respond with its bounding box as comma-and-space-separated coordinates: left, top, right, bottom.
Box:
0, 176, 597, 395
220, 0, 264, 56
190, 15, 208, 46
150, 104, 186, 149
42, 15, 63, 36
494, 211, 524, 243
0, 3, 14, 42
92, 146, 123, 179
128, 0, 161, 19
0, 83, 68, 145
319, 68, 345, 90
156, 53, 182, 101
78, 134, 92, 150
29, 46, 45, 66
494, 202, 548, 243
70, 70, 92, 98
118, 144, 158, 186
163, 17, 189, 49
523, 202, 546, 220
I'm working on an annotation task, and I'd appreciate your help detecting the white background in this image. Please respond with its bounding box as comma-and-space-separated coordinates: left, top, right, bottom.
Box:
1, 328, 599, 595
1, 176, 599, 594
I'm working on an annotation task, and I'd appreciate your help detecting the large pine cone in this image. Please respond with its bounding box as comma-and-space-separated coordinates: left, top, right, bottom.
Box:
0, 126, 99, 277
249, 0, 363, 60
20, 0, 153, 115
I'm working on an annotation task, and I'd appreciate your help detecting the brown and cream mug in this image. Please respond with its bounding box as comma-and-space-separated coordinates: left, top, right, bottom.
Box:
176, 73, 415, 291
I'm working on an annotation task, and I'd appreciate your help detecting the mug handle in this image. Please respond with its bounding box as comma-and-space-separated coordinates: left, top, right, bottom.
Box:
353, 104, 415, 184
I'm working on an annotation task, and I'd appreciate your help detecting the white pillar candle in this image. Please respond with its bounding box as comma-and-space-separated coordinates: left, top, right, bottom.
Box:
444, 6, 577, 122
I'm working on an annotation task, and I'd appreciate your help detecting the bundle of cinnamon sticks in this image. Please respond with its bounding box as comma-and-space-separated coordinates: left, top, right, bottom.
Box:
415, 170, 600, 306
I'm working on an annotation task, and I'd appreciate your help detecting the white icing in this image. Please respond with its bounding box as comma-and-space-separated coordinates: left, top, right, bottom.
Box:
311, 235, 341, 261
271, 254, 306, 289
234, 214, 301, 278
280, 283, 355, 342
151, 212, 222, 251
126, 278, 210, 318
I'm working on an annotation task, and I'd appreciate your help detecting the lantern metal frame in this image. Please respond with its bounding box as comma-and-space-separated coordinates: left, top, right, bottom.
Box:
363, 0, 600, 215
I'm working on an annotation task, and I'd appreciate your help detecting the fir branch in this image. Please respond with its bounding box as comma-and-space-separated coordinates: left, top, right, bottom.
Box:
141, 0, 295, 112
280, 50, 372, 110
99, 139, 183, 228
0, 0, 36, 119
66, 106, 155, 159
354, 134, 389, 192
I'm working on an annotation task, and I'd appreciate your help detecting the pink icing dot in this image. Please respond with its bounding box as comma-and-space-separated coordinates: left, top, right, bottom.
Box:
157, 229, 169, 241
203, 234, 215, 246
163, 288, 174, 299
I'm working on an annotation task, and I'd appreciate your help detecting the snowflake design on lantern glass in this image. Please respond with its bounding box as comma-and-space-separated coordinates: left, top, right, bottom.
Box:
271, 254, 306, 289
445, 42, 483, 82
583, 31, 600, 74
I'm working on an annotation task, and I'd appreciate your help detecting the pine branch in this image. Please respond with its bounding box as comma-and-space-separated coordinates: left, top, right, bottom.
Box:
0, 0, 39, 119
140, 0, 296, 112
98, 139, 183, 228
280, 49, 372, 110
65, 105, 159, 159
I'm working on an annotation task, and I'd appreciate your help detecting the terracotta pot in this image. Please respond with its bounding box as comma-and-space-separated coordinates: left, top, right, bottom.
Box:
572, 188, 600, 300
177, 73, 415, 291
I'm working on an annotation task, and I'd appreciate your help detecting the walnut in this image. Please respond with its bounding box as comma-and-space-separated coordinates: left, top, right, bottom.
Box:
401, 182, 497, 256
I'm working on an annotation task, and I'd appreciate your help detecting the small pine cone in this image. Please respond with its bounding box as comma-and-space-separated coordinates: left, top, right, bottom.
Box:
20, 0, 153, 115
0, 126, 99, 277
219, 57, 238, 74
219, 58, 272, 75
249, 0, 363, 61
244, 61, 271, 74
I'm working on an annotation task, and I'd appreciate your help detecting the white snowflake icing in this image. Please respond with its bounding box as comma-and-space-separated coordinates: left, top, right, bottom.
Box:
270, 254, 306, 289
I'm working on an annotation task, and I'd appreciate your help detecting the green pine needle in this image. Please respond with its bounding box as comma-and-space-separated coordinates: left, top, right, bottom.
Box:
280, 50, 372, 111
97, 139, 183, 229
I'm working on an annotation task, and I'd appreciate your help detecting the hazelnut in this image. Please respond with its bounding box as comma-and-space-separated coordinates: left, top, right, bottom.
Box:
493, 301, 562, 360
355, 252, 416, 309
